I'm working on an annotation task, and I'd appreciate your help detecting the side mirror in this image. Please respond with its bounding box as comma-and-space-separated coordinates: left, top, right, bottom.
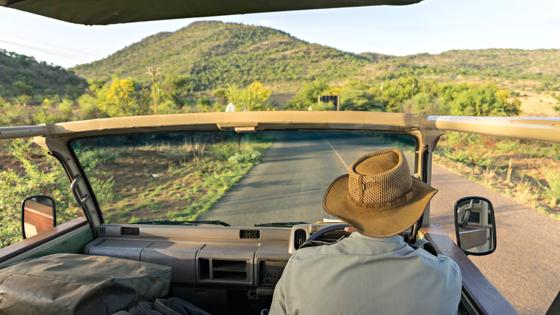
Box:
454, 196, 496, 256
22, 195, 56, 239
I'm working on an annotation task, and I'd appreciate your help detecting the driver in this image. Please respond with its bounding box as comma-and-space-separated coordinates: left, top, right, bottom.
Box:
270, 148, 462, 315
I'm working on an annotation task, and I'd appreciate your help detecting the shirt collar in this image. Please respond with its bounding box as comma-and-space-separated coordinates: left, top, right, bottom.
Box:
308, 232, 411, 256
349, 232, 405, 244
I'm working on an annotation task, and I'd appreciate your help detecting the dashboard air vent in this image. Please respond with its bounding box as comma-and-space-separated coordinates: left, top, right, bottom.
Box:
240, 229, 260, 239
259, 261, 287, 286
121, 226, 140, 236
294, 229, 307, 250
199, 259, 248, 282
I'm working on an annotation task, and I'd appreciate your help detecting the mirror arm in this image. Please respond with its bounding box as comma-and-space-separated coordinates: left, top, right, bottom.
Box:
71, 176, 90, 207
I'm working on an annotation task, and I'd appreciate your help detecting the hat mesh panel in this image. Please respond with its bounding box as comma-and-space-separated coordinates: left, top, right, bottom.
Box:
347, 149, 412, 207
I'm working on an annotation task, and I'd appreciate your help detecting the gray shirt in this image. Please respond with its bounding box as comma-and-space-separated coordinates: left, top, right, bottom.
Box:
270, 233, 462, 315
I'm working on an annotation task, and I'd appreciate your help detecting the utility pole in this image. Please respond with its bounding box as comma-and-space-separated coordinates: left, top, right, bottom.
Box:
147, 66, 159, 114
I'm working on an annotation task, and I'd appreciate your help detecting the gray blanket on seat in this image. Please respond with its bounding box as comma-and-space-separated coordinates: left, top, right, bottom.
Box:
0, 253, 171, 315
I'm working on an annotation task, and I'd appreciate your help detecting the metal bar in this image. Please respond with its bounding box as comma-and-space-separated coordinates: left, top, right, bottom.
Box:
425, 116, 560, 143
2, 113, 560, 144
0, 125, 47, 139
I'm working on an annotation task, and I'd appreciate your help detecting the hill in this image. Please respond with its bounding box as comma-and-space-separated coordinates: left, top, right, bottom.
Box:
72, 21, 368, 93
0, 49, 87, 102
365, 49, 560, 89
73, 21, 560, 101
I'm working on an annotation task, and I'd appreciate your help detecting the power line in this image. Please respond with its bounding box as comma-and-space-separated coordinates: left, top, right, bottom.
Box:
0, 32, 102, 59
0, 39, 82, 61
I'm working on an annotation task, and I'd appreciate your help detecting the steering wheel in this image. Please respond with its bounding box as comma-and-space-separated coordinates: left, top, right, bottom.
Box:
299, 223, 350, 249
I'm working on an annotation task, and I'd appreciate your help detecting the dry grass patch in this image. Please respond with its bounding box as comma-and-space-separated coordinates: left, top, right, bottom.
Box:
436, 133, 560, 220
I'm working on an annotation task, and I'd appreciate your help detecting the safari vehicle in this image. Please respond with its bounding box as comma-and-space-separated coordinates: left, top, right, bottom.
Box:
1, 1, 560, 315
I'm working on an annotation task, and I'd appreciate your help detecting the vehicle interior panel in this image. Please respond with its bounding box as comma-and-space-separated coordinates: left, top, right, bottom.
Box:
82, 224, 300, 313
84, 224, 294, 310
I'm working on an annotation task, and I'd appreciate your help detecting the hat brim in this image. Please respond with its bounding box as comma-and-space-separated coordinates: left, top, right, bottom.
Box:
323, 175, 437, 237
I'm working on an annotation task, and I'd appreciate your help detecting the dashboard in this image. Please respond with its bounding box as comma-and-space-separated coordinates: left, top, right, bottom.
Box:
83, 223, 331, 312
83, 223, 515, 315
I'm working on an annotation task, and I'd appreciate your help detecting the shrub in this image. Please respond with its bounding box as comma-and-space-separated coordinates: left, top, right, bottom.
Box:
0, 140, 78, 247
544, 170, 560, 208
226, 81, 272, 111
228, 151, 262, 164
339, 81, 385, 112
288, 80, 330, 110
448, 85, 520, 116
211, 142, 240, 161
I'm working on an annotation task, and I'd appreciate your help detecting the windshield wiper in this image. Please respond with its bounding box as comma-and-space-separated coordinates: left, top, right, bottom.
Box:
254, 221, 308, 227
136, 220, 230, 226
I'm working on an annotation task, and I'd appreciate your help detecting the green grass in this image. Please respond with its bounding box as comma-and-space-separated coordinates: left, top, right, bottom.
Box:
543, 170, 560, 208
95, 136, 272, 223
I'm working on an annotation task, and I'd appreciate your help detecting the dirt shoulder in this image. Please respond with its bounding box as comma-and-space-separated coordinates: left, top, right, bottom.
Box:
430, 164, 560, 315
433, 153, 560, 220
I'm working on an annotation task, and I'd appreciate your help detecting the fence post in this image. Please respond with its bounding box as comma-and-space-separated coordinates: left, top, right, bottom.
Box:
506, 158, 513, 184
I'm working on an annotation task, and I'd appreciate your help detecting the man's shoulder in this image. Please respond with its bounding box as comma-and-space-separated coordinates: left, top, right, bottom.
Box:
412, 247, 462, 284
291, 242, 340, 257
420, 246, 459, 266
293, 239, 460, 272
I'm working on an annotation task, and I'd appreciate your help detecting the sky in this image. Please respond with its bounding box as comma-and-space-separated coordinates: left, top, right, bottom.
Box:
0, 0, 559, 68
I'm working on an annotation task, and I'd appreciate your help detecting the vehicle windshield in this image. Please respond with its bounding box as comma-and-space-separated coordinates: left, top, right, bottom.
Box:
69, 130, 416, 226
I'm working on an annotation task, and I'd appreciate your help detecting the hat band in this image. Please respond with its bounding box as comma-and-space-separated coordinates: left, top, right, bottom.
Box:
346, 187, 415, 210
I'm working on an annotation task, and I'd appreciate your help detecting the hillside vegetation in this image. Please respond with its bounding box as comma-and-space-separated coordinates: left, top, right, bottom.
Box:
0, 21, 557, 118
0, 49, 86, 102
372, 49, 560, 85
72, 22, 560, 97
73, 21, 368, 93
69, 21, 560, 116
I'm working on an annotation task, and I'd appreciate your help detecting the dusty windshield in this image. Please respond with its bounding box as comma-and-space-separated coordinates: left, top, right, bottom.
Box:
70, 130, 416, 226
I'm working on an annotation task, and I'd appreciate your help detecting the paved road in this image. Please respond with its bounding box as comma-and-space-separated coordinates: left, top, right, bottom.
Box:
202, 132, 559, 314
202, 132, 365, 224
430, 165, 560, 315
202, 132, 415, 225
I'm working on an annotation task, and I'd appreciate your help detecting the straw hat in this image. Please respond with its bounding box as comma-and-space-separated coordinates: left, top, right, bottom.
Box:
323, 148, 437, 237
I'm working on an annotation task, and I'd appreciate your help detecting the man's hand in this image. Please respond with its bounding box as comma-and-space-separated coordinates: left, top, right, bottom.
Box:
344, 226, 357, 233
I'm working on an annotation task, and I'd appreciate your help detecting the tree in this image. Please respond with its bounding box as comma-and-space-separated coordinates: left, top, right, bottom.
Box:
402, 92, 441, 115
339, 81, 384, 112
379, 76, 420, 113
0, 98, 33, 125
32, 98, 75, 123
97, 78, 150, 117
158, 75, 195, 107
449, 85, 520, 116
288, 80, 329, 110
226, 81, 272, 111
554, 94, 560, 114
212, 87, 228, 105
